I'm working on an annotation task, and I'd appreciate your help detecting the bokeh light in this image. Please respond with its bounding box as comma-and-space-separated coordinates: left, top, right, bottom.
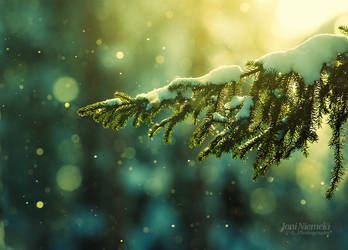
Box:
36, 201, 44, 209
53, 76, 79, 102
56, 165, 82, 191
2, 0, 348, 249
116, 51, 124, 59
36, 148, 44, 156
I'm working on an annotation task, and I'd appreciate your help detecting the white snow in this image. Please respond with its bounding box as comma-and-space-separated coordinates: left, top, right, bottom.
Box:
212, 112, 227, 122
203, 65, 242, 84
103, 98, 123, 106
136, 65, 243, 104
136, 86, 177, 104
170, 65, 243, 87
223, 96, 253, 120
224, 96, 246, 109
235, 96, 253, 120
256, 34, 348, 84
136, 86, 193, 104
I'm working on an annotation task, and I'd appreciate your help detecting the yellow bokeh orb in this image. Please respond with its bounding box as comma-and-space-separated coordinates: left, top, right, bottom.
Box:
96, 39, 103, 46
56, 165, 82, 191
300, 199, 306, 205
116, 51, 124, 59
36, 201, 44, 208
53, 77, 79, 102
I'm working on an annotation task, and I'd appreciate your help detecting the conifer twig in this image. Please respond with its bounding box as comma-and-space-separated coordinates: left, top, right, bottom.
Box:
78, 30, 348, 199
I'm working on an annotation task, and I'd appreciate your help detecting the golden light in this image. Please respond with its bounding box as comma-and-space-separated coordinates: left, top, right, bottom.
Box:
334, 15, 348, 33
275, 0, 348, 38
116, 51, 124, 59
96, 39, 103, 46
239, 2, 250, 13
36, 201, 44, 208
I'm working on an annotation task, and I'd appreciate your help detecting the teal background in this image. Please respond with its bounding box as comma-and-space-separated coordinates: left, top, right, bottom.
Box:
0, 0, 347, 249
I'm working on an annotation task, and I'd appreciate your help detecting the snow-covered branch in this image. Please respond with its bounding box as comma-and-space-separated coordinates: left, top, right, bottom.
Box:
78, 29, 348, 199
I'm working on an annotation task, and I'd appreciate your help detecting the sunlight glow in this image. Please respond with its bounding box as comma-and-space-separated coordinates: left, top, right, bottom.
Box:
275, 0, 348, 37
334, 15, 348, 33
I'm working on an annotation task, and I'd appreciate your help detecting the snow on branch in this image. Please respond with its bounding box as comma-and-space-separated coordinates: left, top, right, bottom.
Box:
136, 65, 243, 104
257, 34, 348, 84
235, 96, 254, 120
78, 30, 348, 199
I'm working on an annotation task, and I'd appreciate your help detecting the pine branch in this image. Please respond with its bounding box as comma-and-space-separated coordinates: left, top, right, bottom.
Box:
78, 32, 348, 199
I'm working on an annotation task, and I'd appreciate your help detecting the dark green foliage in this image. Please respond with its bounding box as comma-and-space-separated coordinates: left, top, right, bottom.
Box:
78, 30, 348, 199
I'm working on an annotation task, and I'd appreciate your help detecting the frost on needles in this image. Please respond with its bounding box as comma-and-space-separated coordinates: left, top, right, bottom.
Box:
78, 27, 348, 199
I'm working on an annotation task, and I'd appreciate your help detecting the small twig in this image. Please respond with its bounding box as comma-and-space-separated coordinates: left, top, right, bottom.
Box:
240, 68, 262, 79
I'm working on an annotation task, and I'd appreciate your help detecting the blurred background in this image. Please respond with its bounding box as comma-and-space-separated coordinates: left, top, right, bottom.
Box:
1, 0, 348, 249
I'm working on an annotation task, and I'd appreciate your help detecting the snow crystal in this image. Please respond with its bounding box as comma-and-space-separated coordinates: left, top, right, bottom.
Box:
256, 34, 348, 85
103, 98, 122, 106
224, 96, 246, 109
137, 65, 243, 104
235, 96, 253, 120
212, 112, 227, 122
